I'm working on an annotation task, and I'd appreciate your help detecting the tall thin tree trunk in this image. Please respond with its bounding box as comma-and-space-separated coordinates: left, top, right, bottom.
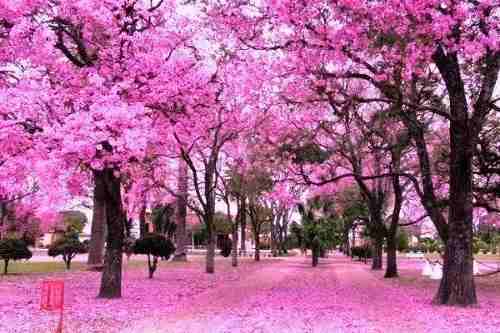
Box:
240, 197, 246, 254
231, 220, 238, 267
139, 205, 147, 238
206, 228, 215, 274
385, 233, 398, 278
372, 236, 383, 270
254, 231, 260, 261
173, 160, 188, 262
98, 168, 124, 299
88, 171, 106, 266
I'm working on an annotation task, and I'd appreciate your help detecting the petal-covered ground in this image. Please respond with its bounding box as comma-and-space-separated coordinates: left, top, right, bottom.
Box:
2, 255, 500, 333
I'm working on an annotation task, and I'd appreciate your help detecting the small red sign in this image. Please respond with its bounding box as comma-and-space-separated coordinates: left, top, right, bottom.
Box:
41, 280, 64, 333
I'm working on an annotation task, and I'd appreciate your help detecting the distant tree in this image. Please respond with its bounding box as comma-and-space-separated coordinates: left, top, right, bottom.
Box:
133, 233, 175, 278
151, 204, 176, 238
59, 210, 88, 234
397, 230, 410, 252
0, 239, 32, 274
48, 233, 88, 269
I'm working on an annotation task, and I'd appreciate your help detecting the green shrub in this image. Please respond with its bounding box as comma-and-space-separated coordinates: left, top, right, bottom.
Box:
351, 246, 372, 260
48, 234, 87, 269
133, 233, 175, 278
0, 238, 32, 274
397, 231, 410, 252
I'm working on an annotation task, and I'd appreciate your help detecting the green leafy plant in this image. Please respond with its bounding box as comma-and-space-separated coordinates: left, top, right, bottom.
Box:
133, 233, 175, 278
48, 233, 88, 269
0, 238, 32, 274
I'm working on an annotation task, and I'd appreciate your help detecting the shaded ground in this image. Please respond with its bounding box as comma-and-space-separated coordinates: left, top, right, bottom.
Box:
1, 255, 500, 332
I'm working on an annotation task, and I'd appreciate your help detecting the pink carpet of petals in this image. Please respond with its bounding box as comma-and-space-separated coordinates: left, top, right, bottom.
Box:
2, 256, 500, 333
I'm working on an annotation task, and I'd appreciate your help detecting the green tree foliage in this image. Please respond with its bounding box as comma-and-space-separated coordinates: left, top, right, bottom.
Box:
397, 230, 410, 252
151, 204, 176, 238
48, 233, 88, 269
59, 210, 88, 234
133, 233, 175, 278
297, 196, 339, 266
0, 238, 32, 274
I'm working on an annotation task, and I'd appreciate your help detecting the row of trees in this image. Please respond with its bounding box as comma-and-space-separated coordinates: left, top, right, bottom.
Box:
0, 1, 497, 308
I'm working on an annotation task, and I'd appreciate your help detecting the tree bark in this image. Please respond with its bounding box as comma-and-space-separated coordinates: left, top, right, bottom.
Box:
87, 172, 106, 266
240, 197, 246, 254
371, 236, 383, 270
254, 231, 260, 261
432, 49, 481, 306
3, 259, 8, 275
173, 160, 188, 262
98, 168, 125, 299
206, 229, 215, 273
385, 234, 398, 278
231, 216, 238, 267
139, 205, 147, 238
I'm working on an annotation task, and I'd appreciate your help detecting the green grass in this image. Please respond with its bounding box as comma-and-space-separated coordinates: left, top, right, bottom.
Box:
0, 259, 151, 276
0, 261, 88, 275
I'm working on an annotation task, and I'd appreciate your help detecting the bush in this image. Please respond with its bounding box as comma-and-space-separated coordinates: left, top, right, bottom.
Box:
351, 246, 372, 260
0, 238, 32, 274
48, 234, 87, 269
133, 233, 175, 278
397, 231, 410, 252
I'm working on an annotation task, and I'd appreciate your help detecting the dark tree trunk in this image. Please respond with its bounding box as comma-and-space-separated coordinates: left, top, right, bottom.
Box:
431, 49, 483, 306
139, 205, 147, 238
3, 259, 8, 275
147, 255, 158, 279
385, 148, 404, 278
240, 198, 246, 254
385, 234, 398, 278
231, 218, 238, 267
254, 232, 260, 261
434, 111, 476, 304
173, 160, 189, 262
372, 236, 383, 270
88, 172, 106, 266
98, 168, 125, 299
65, 258, 71, 270
206, 229, 215, 273
270, 215, 278, 257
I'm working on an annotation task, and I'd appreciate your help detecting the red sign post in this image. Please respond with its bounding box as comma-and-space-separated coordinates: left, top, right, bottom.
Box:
41, 280, 65, 333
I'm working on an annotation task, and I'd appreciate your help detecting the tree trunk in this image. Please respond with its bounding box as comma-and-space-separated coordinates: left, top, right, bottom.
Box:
88, 172, 106, 266
372, 236, 383, 270
206, 230, 216, 274
270, 216, 278, 257
431, 50, 479, 306
139, 205, 147, 238
98, 168, 125, 299
231, 220, 238, 267
3, 259, 8, 275
434, 114, 476, 305
254, 232, 260, 261
173, 160, 188, 262
385, 234, 398, 278
240, 198, 246, 254
65, 258, 71, 270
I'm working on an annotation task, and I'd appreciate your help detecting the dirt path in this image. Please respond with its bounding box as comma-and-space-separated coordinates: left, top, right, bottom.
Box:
122, 255, 500, 333
124, 256, 381, 333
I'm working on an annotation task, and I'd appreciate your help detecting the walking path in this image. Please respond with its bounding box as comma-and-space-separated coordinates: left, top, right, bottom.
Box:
122, 255, 500, 333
